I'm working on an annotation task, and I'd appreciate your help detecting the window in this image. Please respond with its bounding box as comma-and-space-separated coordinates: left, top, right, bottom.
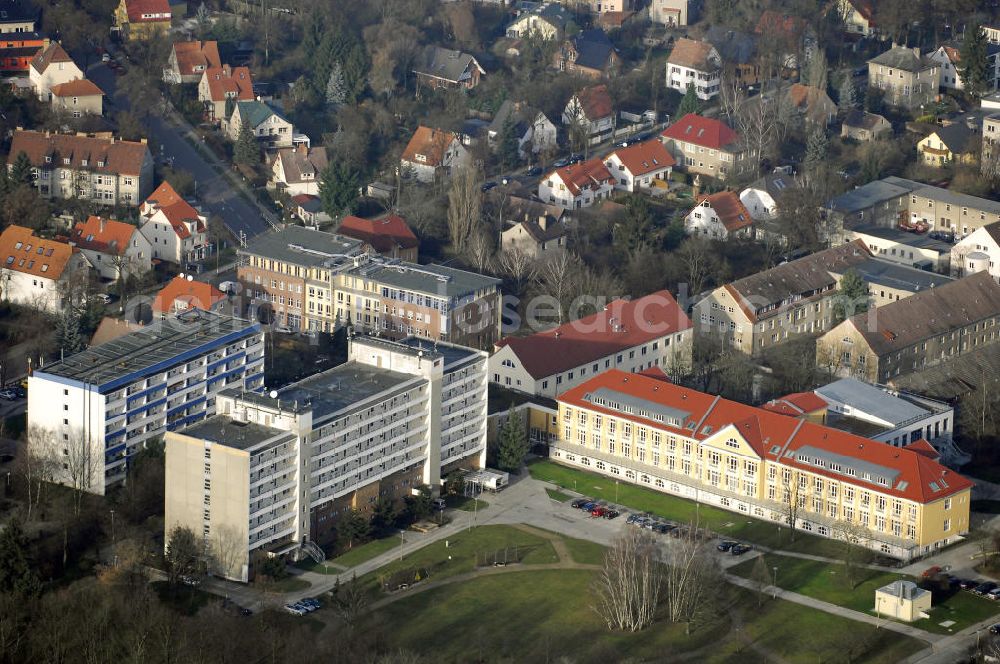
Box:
943, 519, 951, 532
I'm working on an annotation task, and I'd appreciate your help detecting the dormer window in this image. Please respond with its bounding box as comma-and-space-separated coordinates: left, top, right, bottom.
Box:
44, 156, 51, 163
81, 159, 87, 166
13, 242, 21, 250
415, 153, 427, 163
97, 160, 105, 167
63, 158, 70, 165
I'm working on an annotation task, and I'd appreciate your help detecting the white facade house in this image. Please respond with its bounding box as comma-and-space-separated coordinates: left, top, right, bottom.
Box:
488, 101, 558, 159
163, 335, 488, 581
665, 38, 721, 101
138, 181, 210, 265
951, 222, 1000, 282
538, 158, 615, 210
400, 126, 469, 184
684, 192, 753, 240
562, 85, 615, 146
0, 225, 90, 313
70, 216, 152, 281
29, 42, 84, 101
270, 145, 327, 197
927, 44, 1000, 93
27, 310, 264, 496
603, 140, 675, 192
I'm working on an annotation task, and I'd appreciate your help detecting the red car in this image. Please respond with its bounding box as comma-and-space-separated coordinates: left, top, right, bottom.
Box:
590, 506, 606, 517
921, 565, 943, 579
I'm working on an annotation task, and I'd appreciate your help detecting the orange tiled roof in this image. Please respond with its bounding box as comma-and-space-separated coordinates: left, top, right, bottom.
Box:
606, 139, 675, 176
8, 130, 149, 177
550, 157, 614, 197
338, 214, 419, 254
560, 369, 973, 505
574, 84, 613, 121
50, 79, 104, 98
694, 191, 752, 233
30, 42, 73, 74
142, 181, 204, 240
401, 126, 459, 167
72, 216, 137, 256
202, 65, 254, 102
153, 275, 224, 313
667, 37, 718, 71
661, 113, 740, 151
171, 40, 221, 76
0, 225, 76, 280
762, 391, 829, 416
123, 0, 171, 23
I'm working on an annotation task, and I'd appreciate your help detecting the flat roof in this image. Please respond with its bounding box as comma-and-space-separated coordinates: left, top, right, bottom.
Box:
848, 257, 954, 292
817, 377, 928, 426
353, 260, 500, 299
826, 180, 913, 214
241, 226, 365, 269
235, 361, 418, 420
396, 335, 481, 368
181, 414, 291, 450
850, 225, 953, 253
36, 310, 259, 391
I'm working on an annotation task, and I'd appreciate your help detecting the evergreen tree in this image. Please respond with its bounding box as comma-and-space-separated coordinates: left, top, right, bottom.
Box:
802, 48, 829, 92
325, 62, 347, 109
0, 518, 41, 596
959, 23, 989, 99
615, 195, 652, 257
833, 268, 869, 322
336, 509, 371, 550
837, 73, 857, 116
676, 82, 701, 118
233, 120, 259, 167
803, 127, 828, 176
9, 151, 33, 186
319, 160, 359, 220
496, 406, 529, 474
498, 116, 521, 169
56, 307, 83, 355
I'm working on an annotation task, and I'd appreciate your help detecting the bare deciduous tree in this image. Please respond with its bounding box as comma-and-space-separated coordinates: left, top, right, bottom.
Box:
211, 525, 248, 581
780, 471, 801, 543
62, 428, 99, 515
719, 76, 776, 175
497, 246, 537, 297
750, 554, 772, 607
447, 166, 483, 252
592, 529, 663, 632
464, 228, 495, 275
832, 520, 874, 590
19, 427, 56, 521
333, 573, 370, 627
662, 524, 722, 634
676, 237, 713, 298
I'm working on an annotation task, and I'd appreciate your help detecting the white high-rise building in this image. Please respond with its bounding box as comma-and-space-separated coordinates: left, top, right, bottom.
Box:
28, 310, 264, 495
164, 335, 488, 582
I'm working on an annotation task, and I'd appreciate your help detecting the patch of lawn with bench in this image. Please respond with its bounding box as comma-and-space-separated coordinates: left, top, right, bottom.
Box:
330, 536, 401, 569
529, 459, 844, 557
545, 488, 573, 503
730, 553, 1000, 634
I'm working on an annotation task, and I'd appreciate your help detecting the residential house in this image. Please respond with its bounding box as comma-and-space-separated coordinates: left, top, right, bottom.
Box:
554, 29, 619, 79
845, 225, 952, 272
163, 40, 221, 84
70, 215, 152, 280
705, 27, 760, 87
487, 100, 558, 159
505, 3, 571, 40
152, 274, 225, 315
584, 0, 635, 14
951, 222, 1000, 282
685, 191, 753, 239
604, 139, 675, 192
338, 214, 420, 262
270, 145, 327, 197
500, 215, 568, 260
0, 33, 48, 75
985, 25, 1000, 45
659, 113, 749, 182
983, 114, 1000, 176
665, 38, 721, 101
49, 79, 104, 117
835, 0, 877, 38
289, 194, 331, 227
867, 45, 940, 111
0, 225, 90, 313
399, 126, 469, 184
842, 110, 892, 141
29, 42, 83, 101
739, 171, 797, 223
138, 180, 210, 264
114, 0, 172, 41
917, 123, 977, 167
927, 43, 1000, 94
551, 368, 972, 560
691, 240, 872, 355
225, 99, 293, 149
413, 46, 485, 91
816, 272, 1000, 383
786, 83, 836, 127
650, 0, 695, 27
7, 130, 154, 206
490, 290, 693, 398
562, 84, 615, 145
539, 158, 615, 210
198, 65, 254, 121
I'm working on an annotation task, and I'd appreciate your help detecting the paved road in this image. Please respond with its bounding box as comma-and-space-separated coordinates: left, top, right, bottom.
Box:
87, 60, 275, 242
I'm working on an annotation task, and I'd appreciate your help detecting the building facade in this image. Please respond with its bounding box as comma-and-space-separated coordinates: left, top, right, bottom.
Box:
951, 223, 1000, 282
551, 369, 972, 560
0, 225, 91, 313
659, 113, 749, 182
138, 181, 210, 264
538, 158, 615, 210
71, 215, 152, 281
665, 38, 721, 101
867, 46, 940, 110
164, 335, 488, 581
27, 310, 264, 495
603, 139, 675, 192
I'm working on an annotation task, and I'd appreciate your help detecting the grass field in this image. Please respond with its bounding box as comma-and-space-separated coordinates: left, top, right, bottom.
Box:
730, 553, 1000, 634
447, 496, 490, 512
371, 570, 924, 664
529, 460, 845, 557
330, 536, 402, 569
545, 488, 573, 503
560, 536, 606, 565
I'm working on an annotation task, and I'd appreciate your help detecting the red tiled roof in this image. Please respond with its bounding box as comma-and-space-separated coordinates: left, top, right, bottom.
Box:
549, 157, 614, 197
49, 79, 104, 98
202, 65, 253, 103
495, 290, 692, 379
667, 38, 718, 71
693, 191, 752, 233
638, 366, 671, 382
905, 439, 941, 461
172, 40, 221, 76
338, 214, 419, 254
153, 275, 224, 313
606, 139, 675, 176
72, 216, 138, 256
661, 113, 740, 151
8, 130, 150, 176
0, 225, 76, 280
574, 84, 613, 121
123, 0, 171, 23
30, 42, 73, 74
142, 181, 204, 240
401, 126, 459, 167
762, 391, 829, 416
559, 370, 973, 505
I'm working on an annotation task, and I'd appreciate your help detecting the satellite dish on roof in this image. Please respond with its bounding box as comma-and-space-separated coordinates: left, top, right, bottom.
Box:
178, 272, 185, 279
187, 275, 194, 282
269, 390, 278, 399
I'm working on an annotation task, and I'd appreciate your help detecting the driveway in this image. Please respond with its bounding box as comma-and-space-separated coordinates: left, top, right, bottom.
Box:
87, 61, 276, 241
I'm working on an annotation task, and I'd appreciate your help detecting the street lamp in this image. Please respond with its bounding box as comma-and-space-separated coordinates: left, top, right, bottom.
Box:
615, 480, 619, 504
772, 566, 778, 599
399, 530, 405, 561
110, 509, 117, 567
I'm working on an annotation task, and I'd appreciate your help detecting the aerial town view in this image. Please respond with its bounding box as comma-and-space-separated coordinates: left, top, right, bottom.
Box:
5, 0, 1000, 661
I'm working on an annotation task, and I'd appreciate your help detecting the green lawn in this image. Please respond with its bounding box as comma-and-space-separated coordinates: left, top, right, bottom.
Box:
371, 570, 923, 664
730, 553, 1000, 635
270, 576, 311, 592
561, 536, 606, 565
447, 495, 490, 512
358, 525, 557, 596
330, 536, 402, 569
529, 460, 845, 557
545, 488, 573, 503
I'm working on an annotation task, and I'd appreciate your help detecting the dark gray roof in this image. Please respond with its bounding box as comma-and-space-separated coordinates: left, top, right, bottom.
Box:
748, 172, 798, 199
843, 109, 889, 130
182, 415, 294, 451
242, 226, 366, 269
839, 257, 954, 292
868, 45, 937, 72
878, 580, 929, 600
825, 180, 914, 214
930, 122, 977, 154
489, 100, 542, 136
704, 27, 757, 65
849, 224, 953, 253
571, 29, 615, 71
353, 260, 501, 299
882, 176, 1000, 214
414, 46, 483, 84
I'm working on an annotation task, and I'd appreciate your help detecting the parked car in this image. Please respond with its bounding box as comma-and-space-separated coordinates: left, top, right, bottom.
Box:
990, 623, 1000, 635
0, 390, 16, 400
987, 588, 1000, 601
572, 498, 591, 509
526, 165, 543, 176
731, 544, 753, 556
552, 157, 570, 168
973, 582, 997, 595
717, 540, 738, 552
240, 607, 253, 616
929, 231, 954, 243
654, 523, 672, 534
603, 509, 620, 519
921, 565, 943, 579
958, 579, 979, 590
101, 52, 111, 63
568, 153, 583, 164
179, 575, 201, 587
301, 597, 322, 610
481, 181, 497, 192
284, 603, 307, 616
590, 506, 606, 517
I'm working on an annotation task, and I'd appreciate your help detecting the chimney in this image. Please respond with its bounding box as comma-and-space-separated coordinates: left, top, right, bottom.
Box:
98, 216, 105, 233
912, 47, 921, 57
538, 215, 548, 231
